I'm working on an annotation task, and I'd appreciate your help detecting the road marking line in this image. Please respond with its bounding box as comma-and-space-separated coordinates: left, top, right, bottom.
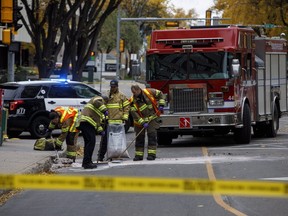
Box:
60, 155, 283, 172
260, 177, 288, 181
202, 147, 248, 216
209, 147, 288, 150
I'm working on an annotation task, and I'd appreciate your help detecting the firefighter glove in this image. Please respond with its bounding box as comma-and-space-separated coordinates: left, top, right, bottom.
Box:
159, 106, 164, 112
104, 111, 109, 116
55, 144, 62, 151
143, 123, 149, 129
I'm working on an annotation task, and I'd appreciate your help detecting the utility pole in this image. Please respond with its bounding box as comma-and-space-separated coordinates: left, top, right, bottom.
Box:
116, 5, 121, 80
7, 37, 14, 82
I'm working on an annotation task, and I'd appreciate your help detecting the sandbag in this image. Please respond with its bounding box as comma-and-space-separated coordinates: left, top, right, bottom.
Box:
107, 123, 130, 159
34, 138, 55, 151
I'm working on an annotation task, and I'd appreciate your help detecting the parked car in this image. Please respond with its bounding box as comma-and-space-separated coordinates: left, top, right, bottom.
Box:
0, 80, 104, 138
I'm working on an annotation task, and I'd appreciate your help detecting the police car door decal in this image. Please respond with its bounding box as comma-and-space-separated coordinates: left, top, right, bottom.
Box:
44, 85, 78, 111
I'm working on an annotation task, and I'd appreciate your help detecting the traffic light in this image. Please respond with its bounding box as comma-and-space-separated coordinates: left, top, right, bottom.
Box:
119, 39, 125, 53
12, 0, 23, 31
1, 0, 13, 23
96, 40, 101, 51
2, 28, 11, 45
205, 10, 212, 26
90, 51, 95, 61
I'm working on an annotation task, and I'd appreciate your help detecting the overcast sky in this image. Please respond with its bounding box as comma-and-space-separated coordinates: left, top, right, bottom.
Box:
168, 0, 214, 18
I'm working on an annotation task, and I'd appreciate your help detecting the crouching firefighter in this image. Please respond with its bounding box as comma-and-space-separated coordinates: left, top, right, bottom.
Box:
130, 84, 165, 161
47, 106, 80, 162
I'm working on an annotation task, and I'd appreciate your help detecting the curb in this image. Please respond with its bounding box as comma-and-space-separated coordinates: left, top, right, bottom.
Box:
0, 156, 54, 197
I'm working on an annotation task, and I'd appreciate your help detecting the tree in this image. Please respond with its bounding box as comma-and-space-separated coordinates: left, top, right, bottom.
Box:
213, 0, 287, 37
121, 0, 171, 38
99, 11, 142, 54
20, 0, 122, 80
21, 0, 82, 79
98, 11, 118, 54
62, 0, 122, 81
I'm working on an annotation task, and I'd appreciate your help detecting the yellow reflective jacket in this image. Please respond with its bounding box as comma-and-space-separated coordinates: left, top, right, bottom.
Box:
77, 96, 107, 132
130, 88, 165, 127
106, 89, 130, 124
48, 106, 79, 146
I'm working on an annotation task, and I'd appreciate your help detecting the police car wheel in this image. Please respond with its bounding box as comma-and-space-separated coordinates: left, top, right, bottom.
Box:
30, 116, 50, 139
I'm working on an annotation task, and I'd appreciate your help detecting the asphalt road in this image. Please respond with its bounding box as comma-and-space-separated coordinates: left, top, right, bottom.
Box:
1, 80, 288, 216
1, 123, 288, 216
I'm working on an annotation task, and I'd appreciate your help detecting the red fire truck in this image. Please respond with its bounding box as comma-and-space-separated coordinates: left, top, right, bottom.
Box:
146, 25, 288, 145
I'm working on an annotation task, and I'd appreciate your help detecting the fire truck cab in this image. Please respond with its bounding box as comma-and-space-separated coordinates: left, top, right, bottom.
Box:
146, 25, 288, 145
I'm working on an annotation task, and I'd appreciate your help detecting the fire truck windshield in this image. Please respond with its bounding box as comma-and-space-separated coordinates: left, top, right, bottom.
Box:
147, 51, 231, 80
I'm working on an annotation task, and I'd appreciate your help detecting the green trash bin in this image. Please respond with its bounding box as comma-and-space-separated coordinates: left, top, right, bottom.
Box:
0, 108, 8, 145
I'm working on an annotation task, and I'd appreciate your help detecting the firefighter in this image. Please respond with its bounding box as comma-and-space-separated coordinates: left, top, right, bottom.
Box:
130, 84, 165, 161
77, 96, 108, 169
97, 79, 130, 161
47, 106, 79, 162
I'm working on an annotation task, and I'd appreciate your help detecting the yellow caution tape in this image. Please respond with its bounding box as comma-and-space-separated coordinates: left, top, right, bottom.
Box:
0, 174, 287, 198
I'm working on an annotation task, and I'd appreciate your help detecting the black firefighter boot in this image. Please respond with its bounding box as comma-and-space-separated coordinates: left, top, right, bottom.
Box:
133, 155, 143, 161
147, 154, 156, 160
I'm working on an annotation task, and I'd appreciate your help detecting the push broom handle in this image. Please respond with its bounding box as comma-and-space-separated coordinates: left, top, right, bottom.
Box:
114, 124, 147, 160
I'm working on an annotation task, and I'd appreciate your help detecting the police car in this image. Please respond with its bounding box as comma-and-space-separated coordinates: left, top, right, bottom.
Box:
0, 80, 102, 138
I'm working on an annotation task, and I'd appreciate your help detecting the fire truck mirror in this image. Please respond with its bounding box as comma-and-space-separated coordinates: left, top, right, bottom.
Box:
232, 59, 240, 77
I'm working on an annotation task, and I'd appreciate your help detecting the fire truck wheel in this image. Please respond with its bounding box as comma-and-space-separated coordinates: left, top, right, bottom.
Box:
234, 103, 251, 144
266, 105, 279, 138
157, 132, 172, 145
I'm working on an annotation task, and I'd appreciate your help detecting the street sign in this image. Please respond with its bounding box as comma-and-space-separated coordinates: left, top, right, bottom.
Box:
264, 24, 275, 29
179, 117, 191, 128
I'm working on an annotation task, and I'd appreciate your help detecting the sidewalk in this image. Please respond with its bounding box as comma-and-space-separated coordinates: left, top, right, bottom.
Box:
0, 137, 57, 196
0, 78, 145, 172
0, 138, 55, 175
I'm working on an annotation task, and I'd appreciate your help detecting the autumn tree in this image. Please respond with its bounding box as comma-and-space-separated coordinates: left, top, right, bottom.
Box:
121, 0, 170, 38
213, 0, 287, 37
98, 11, 141, 54
168, 4, 198, 28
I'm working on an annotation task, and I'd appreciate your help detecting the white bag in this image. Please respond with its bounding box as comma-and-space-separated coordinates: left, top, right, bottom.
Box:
107, 123, 130, 159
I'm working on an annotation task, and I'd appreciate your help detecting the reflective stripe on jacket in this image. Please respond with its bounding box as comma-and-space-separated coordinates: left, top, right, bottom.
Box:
106, 90, 130, 124
48, 106, 79, 146
130, 88, 165, 127
78, 96, 107, 132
